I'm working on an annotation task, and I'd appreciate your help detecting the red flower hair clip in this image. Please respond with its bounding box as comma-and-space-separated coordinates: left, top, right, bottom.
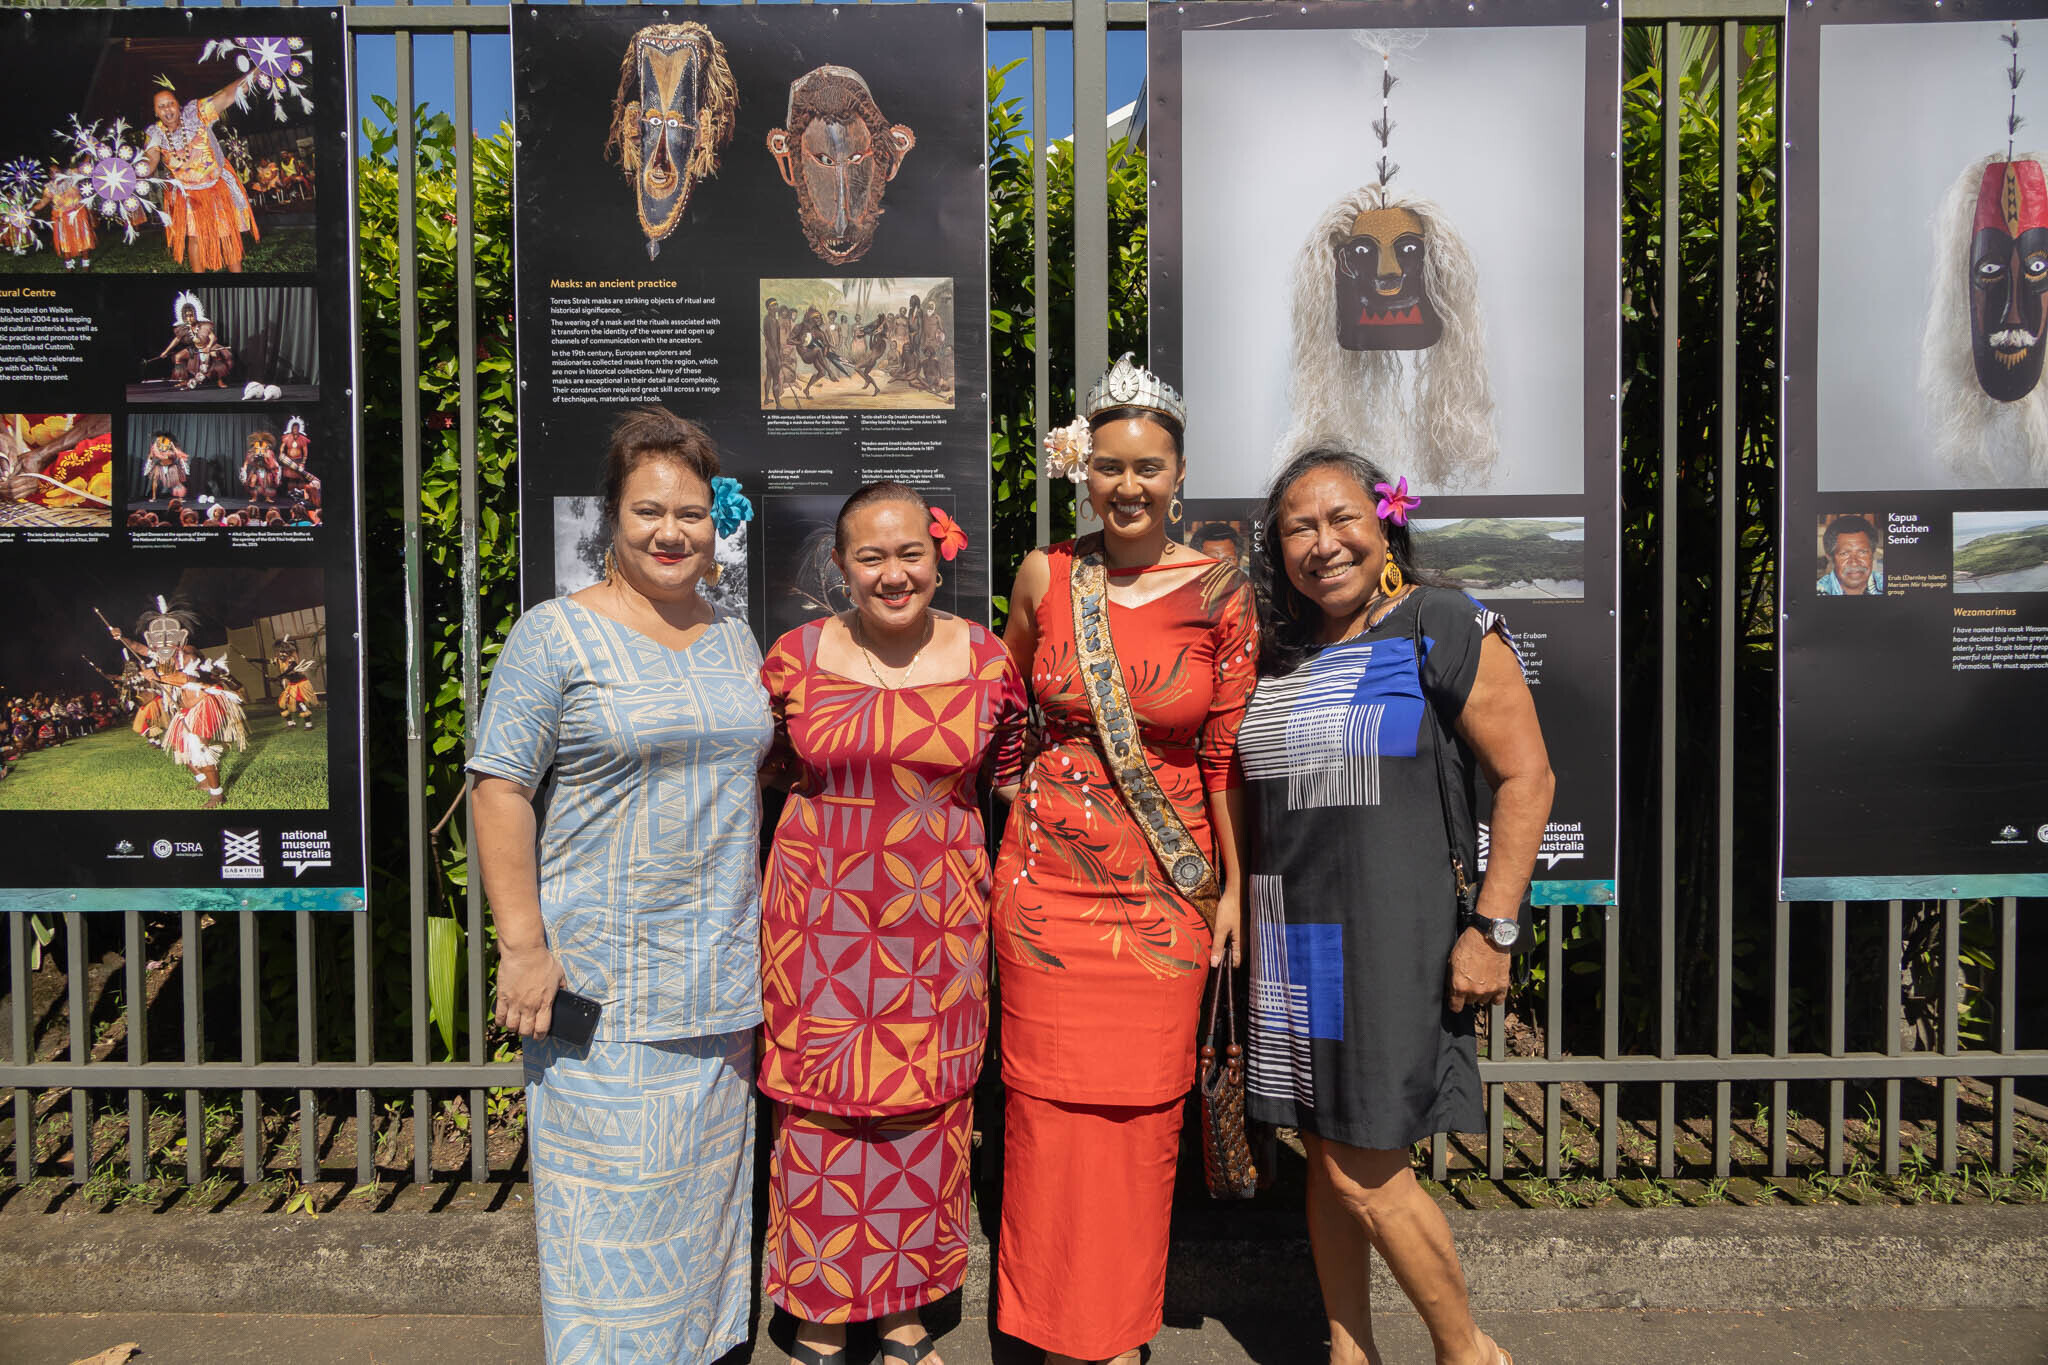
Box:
929, 505, 968, 560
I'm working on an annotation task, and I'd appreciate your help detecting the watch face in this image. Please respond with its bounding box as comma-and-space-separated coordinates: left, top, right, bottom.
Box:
1490, 920, 1520, 948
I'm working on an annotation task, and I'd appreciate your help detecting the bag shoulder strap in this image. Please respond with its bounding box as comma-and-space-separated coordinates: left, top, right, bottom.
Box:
1069, 536, 1221, 920
1406, 588, 1475, 909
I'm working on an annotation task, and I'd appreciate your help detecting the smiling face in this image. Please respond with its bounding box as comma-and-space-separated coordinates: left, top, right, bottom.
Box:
1334, 206, 1442, 351
611, 456, 714, 601
1276, 465, 1392, 636
1085, 417, 1182, 546
834, 495, 936, 636
153, 90, 180, 128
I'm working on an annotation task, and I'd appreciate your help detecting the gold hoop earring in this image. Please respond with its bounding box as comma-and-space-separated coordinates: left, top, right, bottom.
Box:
1169, 495, 1184, 524
935, 572, 944, 587
706, 562, 723, 586
1379, 557, 1404, 598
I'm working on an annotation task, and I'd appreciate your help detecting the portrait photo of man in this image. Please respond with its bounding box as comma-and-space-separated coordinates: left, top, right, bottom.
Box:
1816, 514, 1886, 596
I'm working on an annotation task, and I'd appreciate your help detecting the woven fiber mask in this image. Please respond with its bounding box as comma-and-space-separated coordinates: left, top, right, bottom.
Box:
767, 66, 914, 266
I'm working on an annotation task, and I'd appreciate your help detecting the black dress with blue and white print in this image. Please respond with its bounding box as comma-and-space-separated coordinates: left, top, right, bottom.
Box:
1239, 586, 1511, 1151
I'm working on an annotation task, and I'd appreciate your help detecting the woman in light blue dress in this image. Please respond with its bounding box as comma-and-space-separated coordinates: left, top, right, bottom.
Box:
470, 406, 771, 1363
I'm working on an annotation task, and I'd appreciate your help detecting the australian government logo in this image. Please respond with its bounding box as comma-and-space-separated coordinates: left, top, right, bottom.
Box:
222, 828, 264, 880
281, 829, 332, 878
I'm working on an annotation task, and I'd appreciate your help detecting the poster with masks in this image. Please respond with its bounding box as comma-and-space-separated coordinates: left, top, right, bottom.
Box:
0, 7, 364, 912
1781, 2, 2048, 900
1149, 1, 1621, 908
509, 6, 989, 642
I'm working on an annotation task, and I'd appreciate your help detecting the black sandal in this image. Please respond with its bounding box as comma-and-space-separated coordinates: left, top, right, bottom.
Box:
876, 1332, 939, 1364
788, 1342, 846, 1365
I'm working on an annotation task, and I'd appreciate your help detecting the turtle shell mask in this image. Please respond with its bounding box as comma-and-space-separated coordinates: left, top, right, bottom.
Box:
1970, 159, 2048, 403
767, 66, 915, 266
605, 23, 737, 260
1334, 206, 1443, 351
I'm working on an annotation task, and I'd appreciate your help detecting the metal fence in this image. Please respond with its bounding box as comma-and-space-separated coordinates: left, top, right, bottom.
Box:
4, 0, 2043, 1196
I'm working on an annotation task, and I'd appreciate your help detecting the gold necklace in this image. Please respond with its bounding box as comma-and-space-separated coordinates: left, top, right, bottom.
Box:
853, 612, 934, 690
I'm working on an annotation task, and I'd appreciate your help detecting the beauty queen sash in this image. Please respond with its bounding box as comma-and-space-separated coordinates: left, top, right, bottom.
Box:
1069, 535, 1221, 925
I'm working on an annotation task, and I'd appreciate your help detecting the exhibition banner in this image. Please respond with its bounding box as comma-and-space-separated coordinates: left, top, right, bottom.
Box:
1149, 1, 1622, 906
0, 7, 364, 912
509, 5, 990, 640
1781, 3, 2048, 900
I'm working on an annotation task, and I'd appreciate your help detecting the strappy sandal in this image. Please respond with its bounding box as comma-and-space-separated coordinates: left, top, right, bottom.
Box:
876, 1331, 940, 1364
787, 1341, 846, 1365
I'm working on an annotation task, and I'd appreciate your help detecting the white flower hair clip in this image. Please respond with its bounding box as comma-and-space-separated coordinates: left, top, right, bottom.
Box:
1042, 417, 1092, 485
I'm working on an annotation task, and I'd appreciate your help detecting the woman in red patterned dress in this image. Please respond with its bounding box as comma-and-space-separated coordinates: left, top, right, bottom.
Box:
760, 482, 1028, 1365
990, 355, 1257, 1365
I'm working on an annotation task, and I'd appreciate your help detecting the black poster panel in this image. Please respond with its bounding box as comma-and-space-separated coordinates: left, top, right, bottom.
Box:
0, 7, 364, 912
1781, 2, 2048, 900
1149, 1, 1621, 907
510, 6, 989, 641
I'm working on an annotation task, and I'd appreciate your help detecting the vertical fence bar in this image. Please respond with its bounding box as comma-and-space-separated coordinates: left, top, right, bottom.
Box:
394, 18, 433, 1188
124, 912, 147, 1184
181, 910, 203, 1187
1712, 16, 1740, 1187
1032, 27, 1050, 550
454, 11, 489, 1188
240, 913, 260, 1184
297, 913, 317, 1186
1828, 900, 1845, 1175
1601, 904, 1618, 1180
64, 912, 86, 1184
1996, 898, 2016, 1175
349, 28, 376, 1192
1487, 1000, 1504, 1180
1883, 900, 1902, 1176
1770, 901, 1788, 1178
1072, 0, 1108, 399
1543, 905, 1561, 1179
1655, 19, 1681, 1182
1939, 900, 1958, 1173
11, 913, 30, 1183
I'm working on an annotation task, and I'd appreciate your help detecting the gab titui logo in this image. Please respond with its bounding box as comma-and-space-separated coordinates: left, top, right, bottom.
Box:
221, 828, 264, 880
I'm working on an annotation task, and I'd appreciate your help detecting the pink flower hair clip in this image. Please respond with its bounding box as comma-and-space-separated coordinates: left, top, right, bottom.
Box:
1373, 477, 1421, 526
1041, 418, 1092, 485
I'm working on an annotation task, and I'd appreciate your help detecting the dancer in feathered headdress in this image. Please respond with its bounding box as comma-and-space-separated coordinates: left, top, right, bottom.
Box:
150, 292, 236, 391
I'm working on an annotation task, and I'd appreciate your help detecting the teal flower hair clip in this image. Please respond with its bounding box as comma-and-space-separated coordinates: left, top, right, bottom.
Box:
710, 476, 753, 537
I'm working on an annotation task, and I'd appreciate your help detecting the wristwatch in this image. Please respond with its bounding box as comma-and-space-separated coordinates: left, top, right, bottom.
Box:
1460, 905, 1522, 951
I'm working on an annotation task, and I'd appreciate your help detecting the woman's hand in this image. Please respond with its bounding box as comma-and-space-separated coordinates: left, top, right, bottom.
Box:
1209, 890, 1243, 969
1445, 928, 1510, 1013
496, 941, 568, 1038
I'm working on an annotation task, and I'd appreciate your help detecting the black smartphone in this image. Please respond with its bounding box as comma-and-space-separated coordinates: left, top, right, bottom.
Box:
548, 989, 602, 1048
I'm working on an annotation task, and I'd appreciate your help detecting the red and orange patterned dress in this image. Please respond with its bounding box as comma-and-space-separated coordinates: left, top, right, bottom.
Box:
758, 616, 1028, 1324
989, 536, 1258, 1360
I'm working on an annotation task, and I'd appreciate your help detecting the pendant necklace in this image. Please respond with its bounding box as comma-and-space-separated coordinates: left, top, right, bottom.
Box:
854, 612, 934, 690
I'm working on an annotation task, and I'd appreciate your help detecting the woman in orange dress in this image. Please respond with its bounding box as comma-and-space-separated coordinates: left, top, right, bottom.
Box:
760, 482, 1029, 1365
32, 158, 96, 271
138, 75, 260, 273
990, 355, 1257, 1364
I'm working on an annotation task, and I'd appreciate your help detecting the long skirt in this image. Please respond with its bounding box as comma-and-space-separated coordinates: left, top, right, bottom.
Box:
165, 175, 257, 272
995, 1089, 1185, 1359
524, 1030, 757, 1365
764, 1093, 973, 1324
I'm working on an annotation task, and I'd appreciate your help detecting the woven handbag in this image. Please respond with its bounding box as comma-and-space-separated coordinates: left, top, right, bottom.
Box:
1198, 966, 1258, 1200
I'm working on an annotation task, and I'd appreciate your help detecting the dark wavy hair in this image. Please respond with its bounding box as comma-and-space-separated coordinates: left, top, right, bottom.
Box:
598, 406, 722, 542
1253, 447, 1425, 678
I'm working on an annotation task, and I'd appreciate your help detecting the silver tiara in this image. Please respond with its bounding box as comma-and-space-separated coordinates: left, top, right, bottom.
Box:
1083, 352, 1187, 427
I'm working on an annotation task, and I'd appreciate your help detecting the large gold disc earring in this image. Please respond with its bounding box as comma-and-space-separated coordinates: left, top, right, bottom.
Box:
1379, 556, 1404, 597
1169, 495, 1185, 524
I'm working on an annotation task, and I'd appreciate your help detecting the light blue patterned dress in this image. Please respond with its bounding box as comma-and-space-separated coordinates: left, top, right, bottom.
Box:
469, 597, 772, 1364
